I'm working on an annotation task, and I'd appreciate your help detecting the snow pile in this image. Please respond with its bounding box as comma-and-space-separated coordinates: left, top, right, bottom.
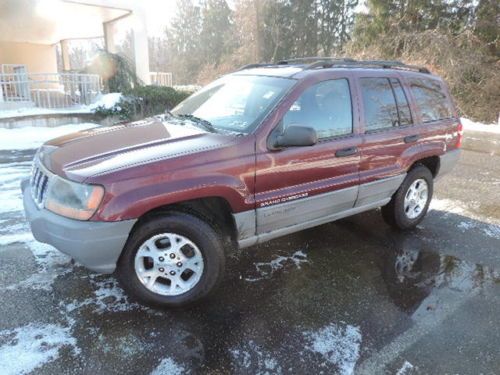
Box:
88, 93, 122, 110
245, 250, 309, 282
0, 93, 123, 119
150, 357, 185, 375
461, 117, 500, 134
230, 340, 282, 374
0, 323, 79, 375
303, 323, 362, 375
0, 123, 99, 150
173, 85, 201, 93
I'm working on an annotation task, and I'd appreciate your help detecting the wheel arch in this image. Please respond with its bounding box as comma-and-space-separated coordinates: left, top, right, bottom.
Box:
131, 196, 238, 247
408, 155, 440, 177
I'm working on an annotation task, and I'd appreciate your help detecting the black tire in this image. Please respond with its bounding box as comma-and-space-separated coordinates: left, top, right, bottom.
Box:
116, 212, 225, 308
381, 165, 433, 230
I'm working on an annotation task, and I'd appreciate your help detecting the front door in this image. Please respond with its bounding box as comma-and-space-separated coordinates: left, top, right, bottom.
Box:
255, 77, 361, 234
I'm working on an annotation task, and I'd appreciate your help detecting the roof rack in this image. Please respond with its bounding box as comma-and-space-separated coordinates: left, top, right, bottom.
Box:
303, 59, 430, 74
276, 57, 357, 65
237, 63, 273, 71
240, 57, 430, 74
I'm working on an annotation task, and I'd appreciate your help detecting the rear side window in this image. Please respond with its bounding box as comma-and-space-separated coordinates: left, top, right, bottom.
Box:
360, 78, 399, 131
409, 78, 453, 122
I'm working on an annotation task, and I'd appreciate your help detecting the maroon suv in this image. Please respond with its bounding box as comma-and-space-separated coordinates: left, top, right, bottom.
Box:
22, 58, 461, 307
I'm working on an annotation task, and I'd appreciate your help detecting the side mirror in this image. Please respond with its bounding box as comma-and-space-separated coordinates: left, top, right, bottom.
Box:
270, 125, 318, 149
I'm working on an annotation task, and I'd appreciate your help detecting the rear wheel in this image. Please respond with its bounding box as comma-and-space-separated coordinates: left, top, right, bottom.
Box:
117, 212, 225, 308
381, 165, 433, 230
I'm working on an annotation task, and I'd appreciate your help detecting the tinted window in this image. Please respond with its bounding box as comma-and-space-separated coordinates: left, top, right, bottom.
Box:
283, 79, 352, 139
409, 78, 453, 122
360, 78, 399, 131
390, 78, 412, 126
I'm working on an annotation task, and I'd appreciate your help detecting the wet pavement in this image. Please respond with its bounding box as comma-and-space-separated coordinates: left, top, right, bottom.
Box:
0, 129, 499, 374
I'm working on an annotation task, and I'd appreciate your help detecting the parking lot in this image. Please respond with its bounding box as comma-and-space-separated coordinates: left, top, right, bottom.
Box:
0, 126, 499, 374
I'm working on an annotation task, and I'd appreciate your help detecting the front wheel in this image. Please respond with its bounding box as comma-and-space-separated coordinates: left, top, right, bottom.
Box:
381, 165, 433, 230
117, 212, 225, 308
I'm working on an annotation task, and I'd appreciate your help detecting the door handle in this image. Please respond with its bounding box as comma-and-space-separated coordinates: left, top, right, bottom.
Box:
404, 135, 419, 143
335, 147, 358, 157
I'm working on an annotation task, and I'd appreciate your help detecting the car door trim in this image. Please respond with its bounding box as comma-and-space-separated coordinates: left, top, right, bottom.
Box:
234, 173, 406, 248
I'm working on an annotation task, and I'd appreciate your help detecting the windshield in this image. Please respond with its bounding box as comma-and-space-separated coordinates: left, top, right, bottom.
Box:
171, 75, 295, 134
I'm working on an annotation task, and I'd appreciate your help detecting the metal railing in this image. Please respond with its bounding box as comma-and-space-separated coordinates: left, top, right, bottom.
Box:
150, 72, 173, 87
0, 72, 102, 108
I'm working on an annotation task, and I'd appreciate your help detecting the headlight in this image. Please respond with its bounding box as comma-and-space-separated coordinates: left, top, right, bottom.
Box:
44, 175, 104, 220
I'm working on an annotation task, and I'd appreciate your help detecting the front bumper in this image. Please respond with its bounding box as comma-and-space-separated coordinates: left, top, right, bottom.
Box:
22, 179, 136, 273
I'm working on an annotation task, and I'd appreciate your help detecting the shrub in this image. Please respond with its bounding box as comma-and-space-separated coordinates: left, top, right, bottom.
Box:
85, 51, 140, 93
94, 85, 192, 121
125, 85, 192, 117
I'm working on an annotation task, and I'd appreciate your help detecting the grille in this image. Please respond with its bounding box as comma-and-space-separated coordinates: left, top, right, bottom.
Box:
30, 163, 50, 208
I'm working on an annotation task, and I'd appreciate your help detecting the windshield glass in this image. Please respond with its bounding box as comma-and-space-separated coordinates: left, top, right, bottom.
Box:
171, 75, 295, 133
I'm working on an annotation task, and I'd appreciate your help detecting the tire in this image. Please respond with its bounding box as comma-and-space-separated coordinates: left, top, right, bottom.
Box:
381, 165, 433, 230
117, 212, 225, 308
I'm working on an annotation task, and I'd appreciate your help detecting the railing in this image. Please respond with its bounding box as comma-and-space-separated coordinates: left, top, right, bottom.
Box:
0, 72, 102, 109
150, 72, 173, 87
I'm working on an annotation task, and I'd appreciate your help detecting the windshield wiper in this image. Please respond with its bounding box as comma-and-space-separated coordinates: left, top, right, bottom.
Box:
177, 114, 217, 133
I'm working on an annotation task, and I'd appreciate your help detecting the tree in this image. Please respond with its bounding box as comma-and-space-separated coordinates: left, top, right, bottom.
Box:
200, 0, 235, 64
475, 0, 499, 56
165, 0, 203, 83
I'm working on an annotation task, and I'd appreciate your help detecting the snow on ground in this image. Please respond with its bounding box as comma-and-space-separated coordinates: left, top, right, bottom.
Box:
303, 323, 362, 375
230, 340, 283, 374
0, 232, 33, 247
430, 198, 500, 239
3, 238, 72, 291
150, 357, 186, 375
0, 162, 32, 215
63, 277, 143, 314
244, 250, 309, 282
461, 117, 500, 134
396, 361, 415, 375
0, 323, 79, 375
0, 93, 122, 119
0, 123, 99, 150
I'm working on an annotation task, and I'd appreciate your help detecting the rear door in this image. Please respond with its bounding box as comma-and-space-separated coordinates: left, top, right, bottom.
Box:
405, 76, 459, 154
355, 74, 419, 207
255, 76, 361, 234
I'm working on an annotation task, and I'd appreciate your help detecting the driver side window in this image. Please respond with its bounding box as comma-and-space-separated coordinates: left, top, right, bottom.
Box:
283, 79, 353, 139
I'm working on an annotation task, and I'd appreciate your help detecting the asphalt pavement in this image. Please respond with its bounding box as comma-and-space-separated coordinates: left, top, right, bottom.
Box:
0, 129, 499, 375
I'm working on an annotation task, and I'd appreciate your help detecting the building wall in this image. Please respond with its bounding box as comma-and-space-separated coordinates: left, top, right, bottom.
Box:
0, 41, 57, 74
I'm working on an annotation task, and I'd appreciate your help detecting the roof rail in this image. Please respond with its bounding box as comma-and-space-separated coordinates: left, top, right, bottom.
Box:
237, 63, 272, 71
238, 57, 430, 74
276, 57, 356, 65
301, 58, 430, 74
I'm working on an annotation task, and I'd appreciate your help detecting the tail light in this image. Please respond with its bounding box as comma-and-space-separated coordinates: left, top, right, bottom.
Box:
456, 120, 463, 148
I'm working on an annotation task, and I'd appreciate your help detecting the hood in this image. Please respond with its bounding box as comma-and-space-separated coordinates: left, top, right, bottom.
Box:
38, 118, 232, 181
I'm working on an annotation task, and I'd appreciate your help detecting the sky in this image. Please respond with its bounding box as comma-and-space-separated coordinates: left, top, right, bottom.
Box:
143, 0, 178, 37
